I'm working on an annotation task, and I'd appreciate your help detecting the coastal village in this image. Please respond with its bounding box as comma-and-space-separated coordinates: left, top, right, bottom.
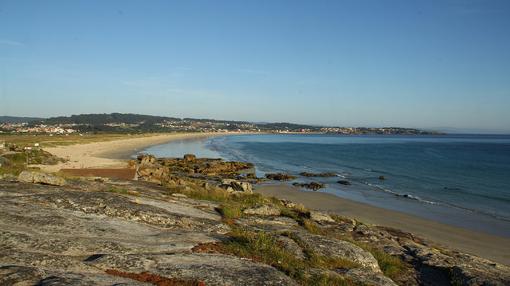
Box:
0, 113, 438, 135
0, 122, 78, 134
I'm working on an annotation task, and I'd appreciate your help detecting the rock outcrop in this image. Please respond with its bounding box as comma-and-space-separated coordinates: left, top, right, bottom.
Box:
309, 211, 335, 223
293, 231, 381, 272
220, 179, 253, 193
0, 179, 293, 285
243, 205, 281, 216
136, 154, 255, 186
18, 170, 66, 186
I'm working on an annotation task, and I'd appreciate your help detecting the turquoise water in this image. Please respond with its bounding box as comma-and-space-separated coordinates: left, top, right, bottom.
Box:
142, 134, 510, 237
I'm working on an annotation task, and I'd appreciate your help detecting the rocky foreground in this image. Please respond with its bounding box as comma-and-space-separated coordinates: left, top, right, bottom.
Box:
1, 155, 509, 286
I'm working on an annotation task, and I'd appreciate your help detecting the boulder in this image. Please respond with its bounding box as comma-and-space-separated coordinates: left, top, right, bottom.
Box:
243, 205, 281, 216
183, 154, 196, 162
309, 211, 335, 223
137, 154, 156, 166
280, 199, 297, 209
220, 179, 253, 193
136, 165, 170, 185
18, 171, 66, 186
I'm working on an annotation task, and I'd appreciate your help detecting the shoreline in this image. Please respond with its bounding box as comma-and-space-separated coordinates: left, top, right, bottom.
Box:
255, 184, 510, 265
38, 132, 230, 172
36, 133, 510, 265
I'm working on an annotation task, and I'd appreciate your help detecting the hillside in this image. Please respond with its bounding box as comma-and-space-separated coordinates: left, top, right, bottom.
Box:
0, 113, 440, 135
0, 116, 43, 123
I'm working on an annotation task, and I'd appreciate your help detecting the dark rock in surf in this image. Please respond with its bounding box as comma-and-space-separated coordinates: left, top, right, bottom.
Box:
337, 180, 351, 186
292, 182, 325, 191
265, 173, 296, 181
299, 172, 337, 177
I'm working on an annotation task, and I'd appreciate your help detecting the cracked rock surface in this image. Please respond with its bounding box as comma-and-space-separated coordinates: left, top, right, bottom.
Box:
0, 180, 293, 285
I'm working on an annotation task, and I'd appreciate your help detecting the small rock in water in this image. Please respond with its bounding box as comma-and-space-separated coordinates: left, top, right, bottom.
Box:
299, 172, 337, 177
378, 176, 386, 180
292, 182, 325, 191
265, 173, 296, 181
337, 180, 351, 185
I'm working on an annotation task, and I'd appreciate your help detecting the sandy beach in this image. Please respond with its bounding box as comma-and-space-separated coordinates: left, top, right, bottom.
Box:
38, 132, 225, 172
256, 184, 510, 265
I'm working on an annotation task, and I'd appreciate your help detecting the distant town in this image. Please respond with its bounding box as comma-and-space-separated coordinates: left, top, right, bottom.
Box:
0, 113, 441, 136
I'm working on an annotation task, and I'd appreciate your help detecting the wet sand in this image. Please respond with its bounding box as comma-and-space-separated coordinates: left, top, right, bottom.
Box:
256, 184, 510, 265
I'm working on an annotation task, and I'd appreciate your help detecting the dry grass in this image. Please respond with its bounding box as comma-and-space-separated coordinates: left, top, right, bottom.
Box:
217, 203, 243, 219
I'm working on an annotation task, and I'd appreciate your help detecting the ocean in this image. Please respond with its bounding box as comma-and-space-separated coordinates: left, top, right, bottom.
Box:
141, 134, 510, 237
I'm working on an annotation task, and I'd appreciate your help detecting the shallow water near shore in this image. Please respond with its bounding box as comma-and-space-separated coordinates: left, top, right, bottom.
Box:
142, 134, 510, 237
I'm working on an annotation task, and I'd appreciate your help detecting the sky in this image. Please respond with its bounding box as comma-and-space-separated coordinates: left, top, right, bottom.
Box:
1, 0, 509, 132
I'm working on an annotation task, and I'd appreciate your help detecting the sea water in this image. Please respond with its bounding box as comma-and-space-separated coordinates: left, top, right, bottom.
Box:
142, 134, 510, 237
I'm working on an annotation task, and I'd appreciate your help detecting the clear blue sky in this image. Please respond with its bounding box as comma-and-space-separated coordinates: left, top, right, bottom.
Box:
1, 0, 509, 132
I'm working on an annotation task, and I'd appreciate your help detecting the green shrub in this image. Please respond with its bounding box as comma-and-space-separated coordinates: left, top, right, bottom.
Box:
173, 186, 230, 202
301, 219, 328, 235
369, 247, 406, 280
350, 241, 407, 280
218, 203, 242, 219
223, 228, 306, 280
